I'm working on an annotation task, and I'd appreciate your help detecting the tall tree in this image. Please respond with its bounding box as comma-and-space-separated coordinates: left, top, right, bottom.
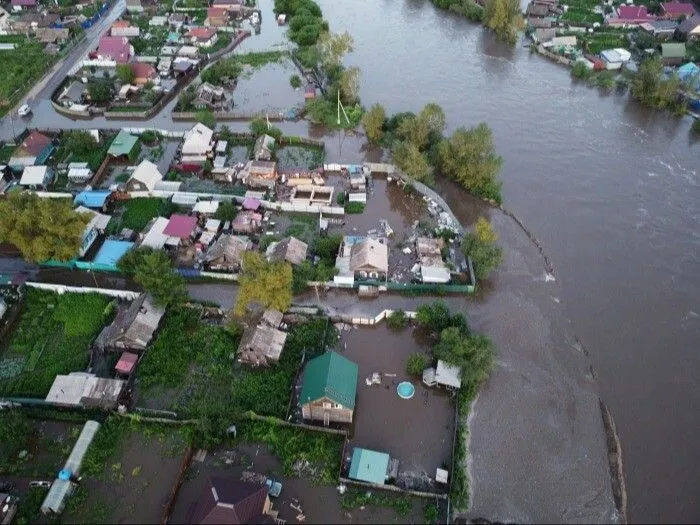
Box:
461, 217, 503, 280
484, 0, 522, 45
361, 103, 387, 144
391, 141, 433, 184
397, 103, 446, 151
437, 123, 503, 202
316, 30, 354, 69
631, 56, 685, 114
62, 130, 98, 156
338, 66, 361, 104
116, 64, 134, 84
117, 247, 187, 307
235, 252, 293, 316
0, 193, 90, 263
434, 326, 495, 385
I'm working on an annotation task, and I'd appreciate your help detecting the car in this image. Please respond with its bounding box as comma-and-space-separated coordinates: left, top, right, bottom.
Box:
17, 104, 31, 117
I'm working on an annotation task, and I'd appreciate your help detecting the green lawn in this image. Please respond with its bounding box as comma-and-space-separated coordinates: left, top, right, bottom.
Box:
114, 198, 175, 232
561, 8, 604, 24
582, 33, 628, 54
0, 289, 112, 397
0, 39, 55, 117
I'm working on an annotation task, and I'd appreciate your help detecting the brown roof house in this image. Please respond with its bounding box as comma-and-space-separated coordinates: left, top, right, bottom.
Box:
189, 476, 273, 524
238, 309, 287, 367
265, 236, 308, 266
231, 210, 263, 234
94, 294, 165, 352
350, 237, 388, 281
204, 234, 252, 271
206, 7, 229, 26
241, 160, 278, 189
34, 27, 70, 44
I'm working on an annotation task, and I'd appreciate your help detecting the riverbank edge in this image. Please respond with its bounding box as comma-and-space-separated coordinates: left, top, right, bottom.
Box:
600, 399, 628, 524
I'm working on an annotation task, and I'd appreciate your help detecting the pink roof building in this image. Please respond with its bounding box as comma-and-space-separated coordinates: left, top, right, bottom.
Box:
115, 352, 138, 375
163, 214, 198, 238
187, 27, 218, 40
607, 5, 656, 26
130, 62, 157, 84
660, 1, 695, 19
17, 131, 51, 157
242, 197, 261, 210
11, 0, 37, 7
97, 36, 132, 63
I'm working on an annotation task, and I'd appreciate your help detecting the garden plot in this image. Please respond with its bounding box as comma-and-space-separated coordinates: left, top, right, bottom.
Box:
228, 61, 301, 114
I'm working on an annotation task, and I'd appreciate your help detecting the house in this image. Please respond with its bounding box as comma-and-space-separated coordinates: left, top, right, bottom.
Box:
189, 476, 272, 524
251, 134, 275, 161
9, 131, 53, 168
197, 82, 225, 106
677, 15, 700, 39
348, 448, 393, 485
34, 27, 70, 44
76, 206, 110, 257
642, 19, 679, 37
90, 240, 134, 271
139, 216, 181, 249
130, 62, 158, 85
212, 0, 243, 8
149, 15, 168, 26
242, 197, 260, 211
300, 351, 358, 425
168, 12, 189, 30
231, 210, 262, 234
542, 35, 577, 50
126, 0, 143, 13
10, 0, 36, 11
66, 162, 92, 183
304, 86, 316, 99
242, 160, 278, 189
97, 36, 132, 63
206, 7, 229, 26
334, 236, 388, 286
19, 166, 53, 189
163, 214, 198, 241
659, 1, 695, 20
416, 237, 450, 284
533, 27, 556, 43
126, 160, 163, 192
108, 130, 140, 161
186, 27, 218, 48
94, 294, 165, 351
45, 373, 125, 409
115, 351, 138, 376
600, 49, 625, 70
266, 236, 308, 266
193, 200, 220, 215
182, 123, 214, 162
422, 359, 463, 390
204, 234, 251, 271
607, 5, 656, 27
659, 42, 686, 65
238, 310, 287, 367
73, 190, 112, 211
111, 21, 140, 38
157, 56, 173, 76
527, 16, 552, 28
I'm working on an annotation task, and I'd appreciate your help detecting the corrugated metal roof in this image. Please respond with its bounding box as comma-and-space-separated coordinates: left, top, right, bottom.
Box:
300, 351, 358, 408
349, 448, 390, 484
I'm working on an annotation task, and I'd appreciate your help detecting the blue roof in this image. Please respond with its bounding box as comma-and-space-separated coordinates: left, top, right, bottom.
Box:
349, 448, 390, 485
92, 240, 134, 268
74, 190, 112, 209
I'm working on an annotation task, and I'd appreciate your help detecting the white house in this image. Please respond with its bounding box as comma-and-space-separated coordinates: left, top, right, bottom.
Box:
67, 162, 93, 183
422, 360, 462, 390
600, 49, 624, 70
181, 123, 214, 163
19, 165, 53, 188
76, 206, 110, 257
126, 160, 163, 192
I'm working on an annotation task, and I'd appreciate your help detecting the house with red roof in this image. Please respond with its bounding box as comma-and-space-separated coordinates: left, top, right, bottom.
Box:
189, 476, 273, 524
607, 5, 656, 26
8, 131, 54, 169
10, 0, 36, 11
659, 1, 696, 20
130, 62, 158, 85
186, 27, 219, 47
163, 214, 198, 240
97, 36, 133, 64
206, 7, 229, 26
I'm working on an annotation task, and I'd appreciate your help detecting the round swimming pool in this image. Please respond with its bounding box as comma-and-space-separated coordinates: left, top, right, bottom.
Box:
397, 381, 416, 399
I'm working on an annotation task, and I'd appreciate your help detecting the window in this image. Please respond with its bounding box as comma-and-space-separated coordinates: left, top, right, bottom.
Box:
322, 402, 331, 409
334, 403, 343, 409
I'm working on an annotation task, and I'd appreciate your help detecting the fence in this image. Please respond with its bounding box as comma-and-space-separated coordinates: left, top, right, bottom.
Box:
338, 477, 448, 500
328, 309, 417, 326
172, 111, 286, 121
25, 281, 140, 300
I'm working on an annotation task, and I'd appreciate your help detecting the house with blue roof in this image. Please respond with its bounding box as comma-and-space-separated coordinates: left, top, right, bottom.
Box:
74, 190, 113, 210
678, 62, 700, 89
80, 240, 134, 272
348, 448, 393, 485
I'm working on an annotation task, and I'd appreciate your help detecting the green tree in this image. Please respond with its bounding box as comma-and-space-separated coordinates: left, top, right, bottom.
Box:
290, 74, 302, 88
338, 66, 360, 104
484, 0, 522, 45
88, 81, 111, 103
386, 309, 408, 329
196, 109, 216, 129
0, 193, 90, 263
361, 103, 387, 144
313, 234, 342, 263
406, 352, 429, 376
214, 201, 237, 221
249, 117, 282, 140
117, 247, 187, 307
461, 217, 503, 280
437, 123, 503, 202
397, 103, 446, 150
434, 327, 495, 386
235, 252, 293, 315
116, 63, 135, 84
62, 130, 98, 157
392, 141, 433, 184
416, 301, 453, 334
631, 56, 686, 114
316, 30, 354, 69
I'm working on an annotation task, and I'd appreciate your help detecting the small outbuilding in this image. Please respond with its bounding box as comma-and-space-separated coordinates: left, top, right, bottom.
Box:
238, 310, 287, 367
422, 359, 462, 390
115, 351, 139, 376
204, 234, 251, 271
253, 134, 276, 161
348, 448, 393, 485
266, 236, 308, 266
94, 294, 165, 352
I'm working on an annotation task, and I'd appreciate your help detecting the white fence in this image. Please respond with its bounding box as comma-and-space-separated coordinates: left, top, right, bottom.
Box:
339, 309, 417, 326
122, 128, 186, 138
34, 192, 73, 199
26, 282, 141, 300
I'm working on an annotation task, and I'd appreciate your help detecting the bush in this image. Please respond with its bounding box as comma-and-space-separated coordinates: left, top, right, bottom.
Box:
386, 310, 409, 329
140, 130, 160, 144
571, 61, 594, 81
290, 74, 302, 88
344, 202, 365, 214
335, 192, 346, 205
406, 352, 429, 376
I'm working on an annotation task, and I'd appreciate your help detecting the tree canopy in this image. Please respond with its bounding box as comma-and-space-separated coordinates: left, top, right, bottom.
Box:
484, 0, 522, 45
461, 217, 503, 280
0, 193, 90, 263
235, 252, 293, 315
631, 56, 686, 115
437, 123, 503, 202
62, 130, 98, 157
434, 326, 495, 386
317, 30, 354, 69
416, 301, 469, 336
214, 201, 237, 222
361, 103, 386, 144
391, 141, 433, 184
397, 103, 446, 151
116, 64, 134, 84
117, 247, 187, 307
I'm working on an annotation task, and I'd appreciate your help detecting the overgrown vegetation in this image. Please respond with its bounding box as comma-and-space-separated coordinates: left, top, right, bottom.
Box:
0, 289, 111, 397
631, 56, 687, 115
250, 117, 283, 140
117, 247, 187, 307
113, 198, 176, 232
461, 217, 503, 280
386, 309, 409, 329
340, 488, 414, 516
59, 130, 113, 171
406, 352, 429, 376
0, 39, 55, 117
484, 0, 523, 45
344, 202, 365, 214
201, 50, 286, 86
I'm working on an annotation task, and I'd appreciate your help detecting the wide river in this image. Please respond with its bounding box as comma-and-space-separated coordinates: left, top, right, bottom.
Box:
1, 0, 698, 521
308, 0, 698, 522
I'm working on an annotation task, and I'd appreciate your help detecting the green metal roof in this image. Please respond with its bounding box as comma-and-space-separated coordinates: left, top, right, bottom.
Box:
108, 130, 139, 157
299, 351, 358, 409
660, 43, 686, 58
348, 448, 389, 485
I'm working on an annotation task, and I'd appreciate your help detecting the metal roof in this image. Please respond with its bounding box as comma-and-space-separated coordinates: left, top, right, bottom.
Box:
92, 240, 134, 268
349, 448, 390, 485
300, 351, 358, 408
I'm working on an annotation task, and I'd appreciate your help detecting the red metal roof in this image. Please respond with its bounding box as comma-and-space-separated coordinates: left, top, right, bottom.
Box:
662, 1, 695, 16
164, 214, 198, 238
130, 62, 157, 80
616, 5, 654, 20
187, 27, 218, 40
115, 352, 138, 375
98, 36, 131, 63
18, 131, 51, 156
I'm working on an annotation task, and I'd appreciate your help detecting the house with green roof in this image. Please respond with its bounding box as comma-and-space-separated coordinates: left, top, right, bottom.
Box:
300, 351, 358, 425
659, 42, 686, 66
348, 447, 392, 485
107, 130, 140, 161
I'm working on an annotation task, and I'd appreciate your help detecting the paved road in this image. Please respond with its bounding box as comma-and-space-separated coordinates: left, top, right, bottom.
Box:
0, 0, 126, 140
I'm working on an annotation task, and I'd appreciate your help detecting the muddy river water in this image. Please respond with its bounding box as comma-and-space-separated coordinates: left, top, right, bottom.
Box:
1, 0, 698, 521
